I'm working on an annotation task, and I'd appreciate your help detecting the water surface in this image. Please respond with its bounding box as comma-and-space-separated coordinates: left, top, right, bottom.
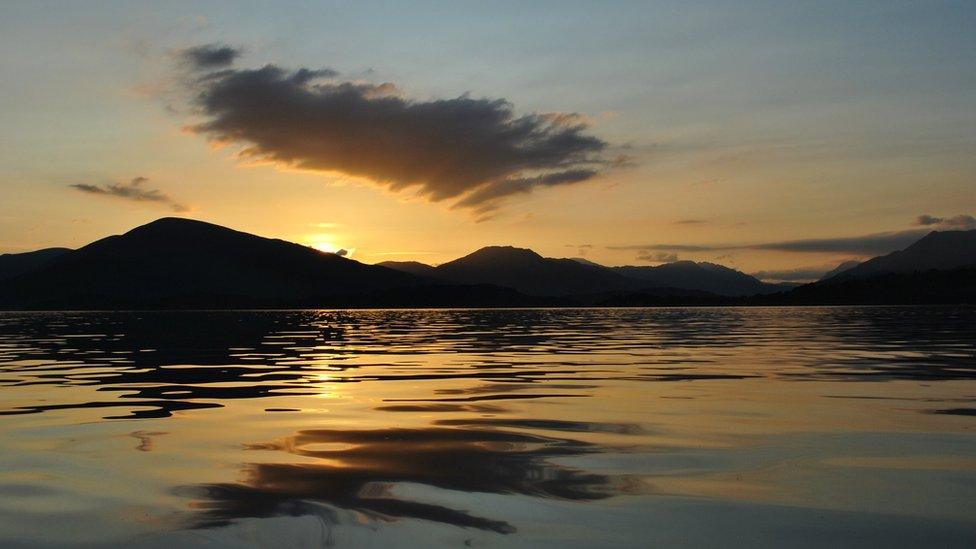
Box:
0, 307, 974, 547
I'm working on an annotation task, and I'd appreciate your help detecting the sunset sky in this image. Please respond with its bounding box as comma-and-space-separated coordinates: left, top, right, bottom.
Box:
1, 1, 974, 281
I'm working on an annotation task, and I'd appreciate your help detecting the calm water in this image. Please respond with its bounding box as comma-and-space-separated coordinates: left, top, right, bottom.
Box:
0, 307, 974, 548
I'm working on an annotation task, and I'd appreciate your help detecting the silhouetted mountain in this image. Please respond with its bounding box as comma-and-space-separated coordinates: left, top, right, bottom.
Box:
431, 246, 642, 296
818, 260, 861, 281
375, 260, 438, 278
771, 281, 802, 290
769, 266, 976, 305
0, 218, 433, 308
0, 247, 71, 281
567, 257, 604, 268
821, 230, 976, 283
612, 261, 782, 296
5, 219, 974, 309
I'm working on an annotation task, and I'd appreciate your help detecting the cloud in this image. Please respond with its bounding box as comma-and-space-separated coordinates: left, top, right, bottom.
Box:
180, 44, 242, 70
610, 229, 930, 257
674, 219, 706, 225
453, 169, 598, 216
69, 177, 188, 212
178, 44, 615, 214
334, 248, 348, 257
915, 213, 976, 230
637, 251, 678, 263
750, 231, 928, 254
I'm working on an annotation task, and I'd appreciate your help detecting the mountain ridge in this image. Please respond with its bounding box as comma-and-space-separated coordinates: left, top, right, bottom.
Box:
0, 217, 427, 308
0, 247, 72, 281
2, 219, 973, 308
429, 246, 641, 296
820, 230, 976, 283
611, 261, 783, 296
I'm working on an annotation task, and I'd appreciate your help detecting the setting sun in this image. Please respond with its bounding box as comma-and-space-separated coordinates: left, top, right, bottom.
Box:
310, 240, 340, 254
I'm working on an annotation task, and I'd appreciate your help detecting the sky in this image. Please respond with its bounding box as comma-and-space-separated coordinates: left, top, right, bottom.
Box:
1, 1, 974, 282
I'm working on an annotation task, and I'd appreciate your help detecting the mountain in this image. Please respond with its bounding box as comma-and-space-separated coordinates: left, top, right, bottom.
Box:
0, 218, 428, 308
383, 249, 789, 297
612, 261, 782, 296
429, 246, 642, 296
770, 267, 976, 305
821, 230, 976, 283
375, 260, 438, 278
818, 260, 861, 281
0, 247, 71, 281
567, 257, 604, 268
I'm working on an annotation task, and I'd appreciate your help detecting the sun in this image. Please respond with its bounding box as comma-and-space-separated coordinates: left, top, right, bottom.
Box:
311, 241, 340, 253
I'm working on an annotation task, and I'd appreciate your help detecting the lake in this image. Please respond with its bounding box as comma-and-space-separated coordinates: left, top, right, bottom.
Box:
0, 307, 974, 547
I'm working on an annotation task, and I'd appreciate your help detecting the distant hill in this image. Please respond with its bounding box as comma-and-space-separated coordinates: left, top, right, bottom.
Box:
817, 260, 861, 281
427, 246, 643, 297
0, 218, 428, 308
612, 261, 783, 296
376, 260, 439, 278
0, 247, 71, 281
770, 267, 976, 305
821, 230, 976, 283
567, 257, 605, 268
380, 249, 798, 297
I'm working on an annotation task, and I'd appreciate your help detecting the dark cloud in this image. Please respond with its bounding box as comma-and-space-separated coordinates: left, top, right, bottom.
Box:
179, 45, 614, 213
180, 44, 242, 70
637, 251, 678, 263
610, 229, 930, 257
70, 177, 188, 212
674, 219, 706, 225
751, 231, 928, 254
915, 213, 976, 230
453, 169, 598, 216
610, 243, 717, 252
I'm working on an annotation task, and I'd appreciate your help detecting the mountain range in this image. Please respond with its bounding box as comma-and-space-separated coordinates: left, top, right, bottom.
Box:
1, 217, 974, 308
380, 248, 789, 297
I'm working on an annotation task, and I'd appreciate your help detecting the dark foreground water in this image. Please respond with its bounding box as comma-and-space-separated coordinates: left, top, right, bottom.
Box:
0, 307, 974, 548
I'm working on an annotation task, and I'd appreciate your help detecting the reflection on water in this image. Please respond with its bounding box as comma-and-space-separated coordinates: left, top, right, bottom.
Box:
0, 307, 975, 547
185, 424, 640, 534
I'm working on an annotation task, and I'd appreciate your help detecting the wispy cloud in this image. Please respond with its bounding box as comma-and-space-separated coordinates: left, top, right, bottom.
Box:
70, 177, 188, 212
915, 213, 976, 230
179, 44, 242, 70
177, 43, 622, 216
564, 243, 595, 257
637, 251, 678, 263
610, 230, 930, 257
